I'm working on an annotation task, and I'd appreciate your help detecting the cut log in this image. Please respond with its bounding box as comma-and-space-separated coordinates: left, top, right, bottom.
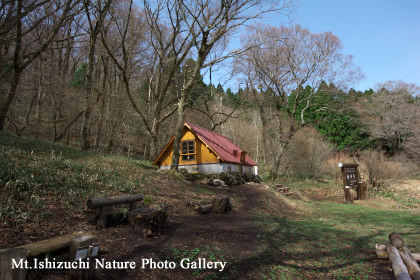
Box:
16, 231, 89, 258
399, 246, 420, 280
212, 194, 232, 214
87, 194, 143, 209
0, 248, 26, 280
386, 243, 411, 280
376, 243, 389, 259
128, 207, 167, 236
376, 243, 420, 263
389, 232, 405, 249
197, 204, 212, 214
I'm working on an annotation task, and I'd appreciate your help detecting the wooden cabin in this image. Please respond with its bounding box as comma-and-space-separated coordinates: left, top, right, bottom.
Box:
153, 122, 258, 175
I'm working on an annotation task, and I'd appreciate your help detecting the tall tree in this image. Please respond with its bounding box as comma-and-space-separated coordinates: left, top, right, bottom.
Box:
0, 0, 81, 131
362, 81, 420, 155
168, 0, 294, 170
238, 24, 363, 177
80, 0, 112, 150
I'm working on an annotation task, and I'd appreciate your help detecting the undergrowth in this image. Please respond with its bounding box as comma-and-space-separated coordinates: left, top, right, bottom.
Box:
0, 133, 158, 224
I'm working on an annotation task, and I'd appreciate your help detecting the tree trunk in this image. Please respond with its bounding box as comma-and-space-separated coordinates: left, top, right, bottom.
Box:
94, 56, 108, 151
80, 34, 96, 150
171, 96, 186, 170
0, 71, 21, 131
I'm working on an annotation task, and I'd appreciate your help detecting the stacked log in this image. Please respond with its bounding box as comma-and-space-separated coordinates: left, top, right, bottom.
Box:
187, 194, 232, 214
376, 233, 420, 280
128, 207, 167, 237
211, 194, 232, 214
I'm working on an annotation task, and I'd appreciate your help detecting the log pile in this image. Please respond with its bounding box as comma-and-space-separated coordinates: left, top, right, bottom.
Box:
376, 233, 420, 280
186, 194, 232, 214
128, 207, 167, 237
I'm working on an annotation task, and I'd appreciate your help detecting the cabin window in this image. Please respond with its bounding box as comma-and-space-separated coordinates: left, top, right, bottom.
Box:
181, 140, 195, 161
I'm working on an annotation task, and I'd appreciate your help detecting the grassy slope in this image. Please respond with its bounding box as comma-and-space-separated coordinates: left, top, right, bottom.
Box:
0, 132, 161, 224
1, 133, 419, 279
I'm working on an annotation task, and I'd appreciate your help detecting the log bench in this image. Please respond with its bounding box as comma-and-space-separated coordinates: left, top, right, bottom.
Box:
16, 231, 90, 258
87, 194, 143, 228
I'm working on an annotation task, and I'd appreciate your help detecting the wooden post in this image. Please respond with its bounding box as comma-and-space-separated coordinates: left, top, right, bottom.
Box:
98, 207, 107, 228
69, 235, 93, 280
69, 235, 93, 261
71, 244, 99, 280
0, 248, 26, 280
344, 186, 353, 204
357, 182, 367, 200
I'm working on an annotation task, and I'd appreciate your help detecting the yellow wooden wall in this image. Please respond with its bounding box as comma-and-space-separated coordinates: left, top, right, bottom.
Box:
159, 127, 219, 166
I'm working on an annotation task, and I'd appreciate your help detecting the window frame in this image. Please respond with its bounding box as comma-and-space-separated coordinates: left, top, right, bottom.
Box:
181, 140, 196, 161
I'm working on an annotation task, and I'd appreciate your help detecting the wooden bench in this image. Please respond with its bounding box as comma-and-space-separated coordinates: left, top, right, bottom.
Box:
87, 194, 143, 228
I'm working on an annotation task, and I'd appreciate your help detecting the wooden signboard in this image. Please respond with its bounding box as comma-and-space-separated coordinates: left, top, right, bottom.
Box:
341, 163, 360, 188
339, 163, 361, 203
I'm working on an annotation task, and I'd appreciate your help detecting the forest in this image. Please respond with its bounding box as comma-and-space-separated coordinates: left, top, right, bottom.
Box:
1, 1, 420, 279
1, 0, 419, 182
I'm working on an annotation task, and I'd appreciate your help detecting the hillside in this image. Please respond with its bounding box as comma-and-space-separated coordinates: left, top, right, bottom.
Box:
1, 133, 420, 279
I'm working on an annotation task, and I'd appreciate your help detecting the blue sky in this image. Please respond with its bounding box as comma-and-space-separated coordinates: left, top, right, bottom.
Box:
291, 0, 420, 91
209, 0, 420, 92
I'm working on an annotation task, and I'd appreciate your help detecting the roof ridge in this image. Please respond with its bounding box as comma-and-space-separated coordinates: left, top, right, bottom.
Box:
185, 122, 232, 141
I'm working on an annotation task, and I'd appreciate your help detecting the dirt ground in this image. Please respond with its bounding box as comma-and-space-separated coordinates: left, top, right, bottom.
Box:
1, 182, 396, 279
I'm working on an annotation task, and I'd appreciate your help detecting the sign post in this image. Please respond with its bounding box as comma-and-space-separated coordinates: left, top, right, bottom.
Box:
338, 163, 361, 203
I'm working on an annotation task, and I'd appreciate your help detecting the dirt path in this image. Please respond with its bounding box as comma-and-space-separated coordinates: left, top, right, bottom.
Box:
58, 183, 268, 280
19, 182, 396, 279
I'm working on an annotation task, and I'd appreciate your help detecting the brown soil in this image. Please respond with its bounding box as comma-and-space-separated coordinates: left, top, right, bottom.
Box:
0, 182, 395, 279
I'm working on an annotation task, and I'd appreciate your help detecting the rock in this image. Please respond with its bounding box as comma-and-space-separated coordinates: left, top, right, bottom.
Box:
211, 194, 232, 214
212, 179, 228, 187
128, 207, 167, 236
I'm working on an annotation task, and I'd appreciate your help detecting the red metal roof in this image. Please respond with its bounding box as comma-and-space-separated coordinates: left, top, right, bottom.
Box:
185, 122, 257, 166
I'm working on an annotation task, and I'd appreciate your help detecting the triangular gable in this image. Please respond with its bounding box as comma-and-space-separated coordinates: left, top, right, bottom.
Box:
152, 136, 174, 166
153, 122, 257, 166
185, 122, 257, 166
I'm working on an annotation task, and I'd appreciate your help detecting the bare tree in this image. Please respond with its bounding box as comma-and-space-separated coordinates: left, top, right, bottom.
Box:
79, 0, 112, 150
362, 81, 420, 156
0, 0, 81, 131
166, 0, 294, 170
237, 24, 363, 177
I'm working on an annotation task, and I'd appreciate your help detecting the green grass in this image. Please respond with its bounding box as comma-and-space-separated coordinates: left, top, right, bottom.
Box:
253, 201, 420, 279
0, 132, 157, 224
370, 188, 420, 207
